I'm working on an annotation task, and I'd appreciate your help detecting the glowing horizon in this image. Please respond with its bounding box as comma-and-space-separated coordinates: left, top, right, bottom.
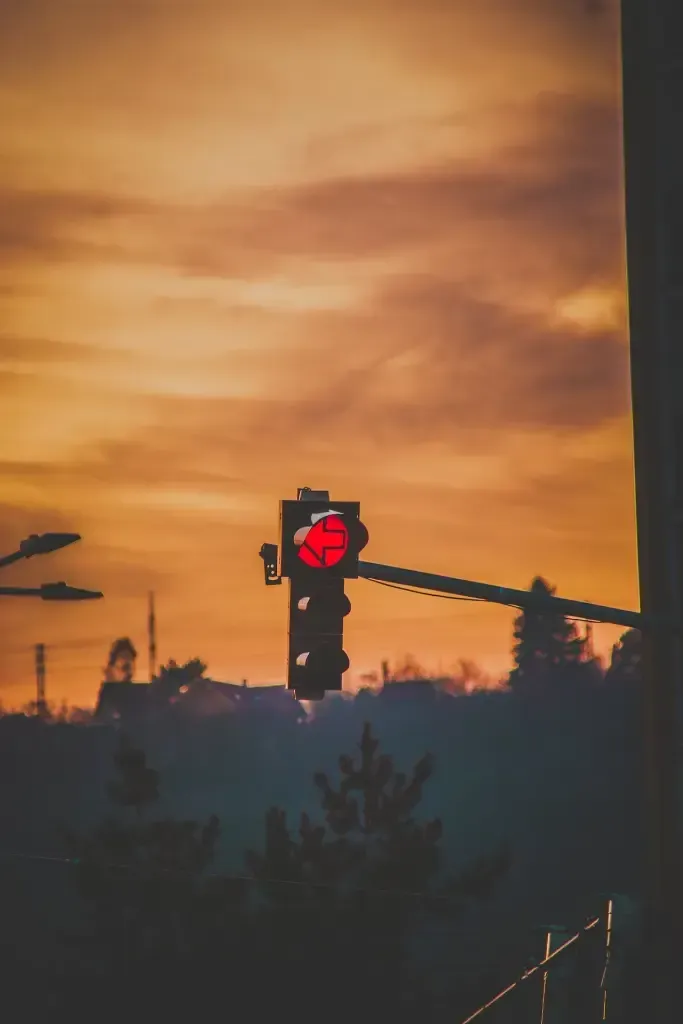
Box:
0, 0, 635, 708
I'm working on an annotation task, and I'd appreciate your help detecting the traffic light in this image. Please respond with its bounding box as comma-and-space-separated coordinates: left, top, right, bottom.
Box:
288, 576, 351, 700
280, 489, 368, 699
279, 498, 368, 580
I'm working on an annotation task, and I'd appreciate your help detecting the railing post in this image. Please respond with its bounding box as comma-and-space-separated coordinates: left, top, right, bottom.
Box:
601, 898, 614, 1020
539, 930, 553, 1024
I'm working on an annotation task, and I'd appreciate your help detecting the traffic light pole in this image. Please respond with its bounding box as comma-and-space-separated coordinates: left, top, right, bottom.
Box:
357, 560, 646, 631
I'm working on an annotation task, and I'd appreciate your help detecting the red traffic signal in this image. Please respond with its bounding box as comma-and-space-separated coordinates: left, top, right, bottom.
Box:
295, 513, 349, 568
279, 499, 368, 579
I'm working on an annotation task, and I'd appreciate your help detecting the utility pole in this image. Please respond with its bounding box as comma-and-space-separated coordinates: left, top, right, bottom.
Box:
35, 643, 47, 718
621, 1, 683, 1017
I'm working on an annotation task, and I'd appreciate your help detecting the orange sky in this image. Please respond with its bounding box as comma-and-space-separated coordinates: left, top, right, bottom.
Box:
0, 0, 636, 708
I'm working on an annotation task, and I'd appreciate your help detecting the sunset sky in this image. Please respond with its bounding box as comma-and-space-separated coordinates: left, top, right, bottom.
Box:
0, 0, 636, 708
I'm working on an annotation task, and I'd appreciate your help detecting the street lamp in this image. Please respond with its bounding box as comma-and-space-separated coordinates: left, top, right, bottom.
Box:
0, 533, 81, 570
0, 582, 103, 600
0, 532, 103, 600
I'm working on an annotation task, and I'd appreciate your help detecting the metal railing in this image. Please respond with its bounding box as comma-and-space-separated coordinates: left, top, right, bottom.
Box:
459, 899, 615, 1023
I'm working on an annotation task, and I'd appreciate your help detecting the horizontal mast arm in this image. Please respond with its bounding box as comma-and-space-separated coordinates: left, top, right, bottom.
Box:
358, 560, 646, 631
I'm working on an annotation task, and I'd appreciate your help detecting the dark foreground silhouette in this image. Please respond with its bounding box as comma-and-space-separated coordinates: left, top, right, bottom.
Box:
0, 594, 649, 1020
0, 672, 647, 1021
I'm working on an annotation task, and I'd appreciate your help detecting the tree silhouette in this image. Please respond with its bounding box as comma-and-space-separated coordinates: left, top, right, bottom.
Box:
152, 657, 208, 702
248, 722, 509, 905
605, 628, 642, 684
246, 723, 511, 1022
157, 656, 207, 682
390, 653, 428, 681
106, 733, 159, 813
510, 576, 586, 689
103, 637, 137, 683
61, 734, 239, 1010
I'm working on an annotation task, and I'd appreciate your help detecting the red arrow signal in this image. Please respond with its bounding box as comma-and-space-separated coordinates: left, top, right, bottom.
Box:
298, 514, 349, 568
279, 498, 366, 579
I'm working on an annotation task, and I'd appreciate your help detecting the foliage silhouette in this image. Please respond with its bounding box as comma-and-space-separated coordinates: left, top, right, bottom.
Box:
61, 734, 244, 1011
2, 596, 639, 1019
606, 628, 642, 684
157, 656, 207, 684
510, 576, 586, 689
105, 733, 159, 812
103, 637, 137, 683
248, 722, 510, 908
245, 722, 511, 1022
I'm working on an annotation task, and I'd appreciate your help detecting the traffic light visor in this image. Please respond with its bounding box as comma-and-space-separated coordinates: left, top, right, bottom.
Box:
295, 646, 350, 675
296, 591, 351, 617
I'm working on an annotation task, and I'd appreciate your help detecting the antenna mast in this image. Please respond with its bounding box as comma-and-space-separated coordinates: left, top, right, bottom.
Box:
148, 591, 157, 682
35, 643, 47, 717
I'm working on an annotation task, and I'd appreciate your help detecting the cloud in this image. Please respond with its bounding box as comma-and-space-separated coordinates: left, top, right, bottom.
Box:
166, 93, 624, 286
213, 275, 629, 447
26, 277, 625, 492
18, 275, 625, 537
1, 93, 622, 287
0, 440, 245, 512
0, 187, 154, 267
369, 275, 629, 425
0, 336, 106, 364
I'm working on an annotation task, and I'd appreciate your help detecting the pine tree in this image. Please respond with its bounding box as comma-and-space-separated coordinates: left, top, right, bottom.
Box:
510, 576, 586, 688
246, 723, 510, 1022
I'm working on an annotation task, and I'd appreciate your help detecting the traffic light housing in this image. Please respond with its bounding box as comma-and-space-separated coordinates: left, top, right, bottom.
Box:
287, 576, 351, 700
278, 489, 368, 699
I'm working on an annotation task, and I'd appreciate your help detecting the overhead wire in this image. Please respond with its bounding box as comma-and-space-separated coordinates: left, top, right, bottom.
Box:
364, 578, 486, 603
0, 845, 479, 907
0, 847, 610, 989
4, 637, 110, 656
